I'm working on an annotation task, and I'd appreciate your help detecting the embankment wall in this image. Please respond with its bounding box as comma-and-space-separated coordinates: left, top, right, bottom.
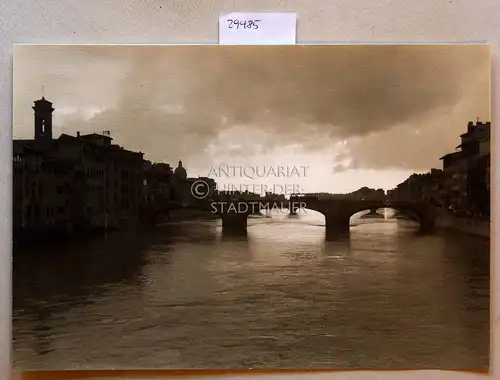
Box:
434, 208, 490, 238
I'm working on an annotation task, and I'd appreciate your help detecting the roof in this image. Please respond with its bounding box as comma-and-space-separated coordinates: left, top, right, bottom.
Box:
15, 133, 144, 162
58, 134, 79, 142
13, 138, 57, 154
79, 133, 113, 140
439, 151, 462, 160
33, 97, 53, 105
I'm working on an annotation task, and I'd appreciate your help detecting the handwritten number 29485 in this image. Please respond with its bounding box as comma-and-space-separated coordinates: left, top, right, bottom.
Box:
227, 19, 260, 30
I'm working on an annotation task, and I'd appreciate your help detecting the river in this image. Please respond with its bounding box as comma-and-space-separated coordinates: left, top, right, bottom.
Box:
12, 209, 490, 370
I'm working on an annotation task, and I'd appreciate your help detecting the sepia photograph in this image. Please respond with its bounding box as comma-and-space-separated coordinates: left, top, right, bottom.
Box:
12, 44, 490, 370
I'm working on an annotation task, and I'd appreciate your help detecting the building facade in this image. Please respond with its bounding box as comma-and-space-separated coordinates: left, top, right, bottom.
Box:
143, 162, 173, 204
13, 97, 146, 237
440, 121, 490, 215
13, 143, 76, 232
168, 161, 217, 203
388, 120, 490, 217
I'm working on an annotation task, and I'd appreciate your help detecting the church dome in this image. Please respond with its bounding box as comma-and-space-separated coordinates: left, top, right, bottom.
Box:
174, 160, 187, 180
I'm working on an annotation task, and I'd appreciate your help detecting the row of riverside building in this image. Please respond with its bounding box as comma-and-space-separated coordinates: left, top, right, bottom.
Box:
13, 97, 216, 240
387, 120, 491, 217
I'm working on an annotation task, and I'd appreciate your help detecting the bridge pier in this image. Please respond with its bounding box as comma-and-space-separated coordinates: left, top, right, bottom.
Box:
367, 208, 379, 215
220, 212, 249, 235
325, 214, 351, 240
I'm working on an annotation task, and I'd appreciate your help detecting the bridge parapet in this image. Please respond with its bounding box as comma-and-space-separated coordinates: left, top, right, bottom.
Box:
287, 197, 434, 231
144, 196, 435, 238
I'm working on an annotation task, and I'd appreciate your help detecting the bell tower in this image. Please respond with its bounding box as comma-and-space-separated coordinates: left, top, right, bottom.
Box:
33, 97, 54, 141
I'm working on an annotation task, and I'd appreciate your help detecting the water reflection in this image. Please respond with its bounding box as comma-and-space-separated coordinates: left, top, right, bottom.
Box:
13, 230, 150, 311
221, 229, 248, 241
31, 308, 54, 357
12, 211, 489, 370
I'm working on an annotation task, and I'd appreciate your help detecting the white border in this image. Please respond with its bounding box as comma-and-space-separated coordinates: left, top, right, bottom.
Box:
1, 0, 499, 379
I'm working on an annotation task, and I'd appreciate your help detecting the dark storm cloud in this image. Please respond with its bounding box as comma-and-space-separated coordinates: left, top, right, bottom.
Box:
157, 45, 486, 134
14, 44, 490, 170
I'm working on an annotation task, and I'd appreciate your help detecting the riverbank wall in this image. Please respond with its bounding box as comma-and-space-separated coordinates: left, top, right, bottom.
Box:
434, 208, 490, 238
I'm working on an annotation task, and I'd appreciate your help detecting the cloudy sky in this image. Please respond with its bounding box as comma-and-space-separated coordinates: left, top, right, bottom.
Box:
13, 44, 490, 194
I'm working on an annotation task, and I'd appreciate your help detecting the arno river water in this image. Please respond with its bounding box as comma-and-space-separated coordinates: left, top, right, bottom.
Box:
12, 209, 489, 370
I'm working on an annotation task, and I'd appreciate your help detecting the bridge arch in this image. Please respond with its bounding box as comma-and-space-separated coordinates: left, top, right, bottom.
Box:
145, 198, 437, 240
289, 197, 437, 239
382, 207, 421, 223
143, 200, 271, 235
342, 202, 435, 231
346, 204, 423, 225
350, 208, 385, 219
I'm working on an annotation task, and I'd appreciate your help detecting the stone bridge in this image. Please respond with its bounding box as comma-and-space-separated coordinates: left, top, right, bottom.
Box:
142, 199, 289, 235
143, 197, 436, 239
289, 196, 437, 238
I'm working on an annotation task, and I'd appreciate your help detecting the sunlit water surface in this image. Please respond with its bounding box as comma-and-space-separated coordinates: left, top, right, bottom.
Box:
12, 210, 489, 370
